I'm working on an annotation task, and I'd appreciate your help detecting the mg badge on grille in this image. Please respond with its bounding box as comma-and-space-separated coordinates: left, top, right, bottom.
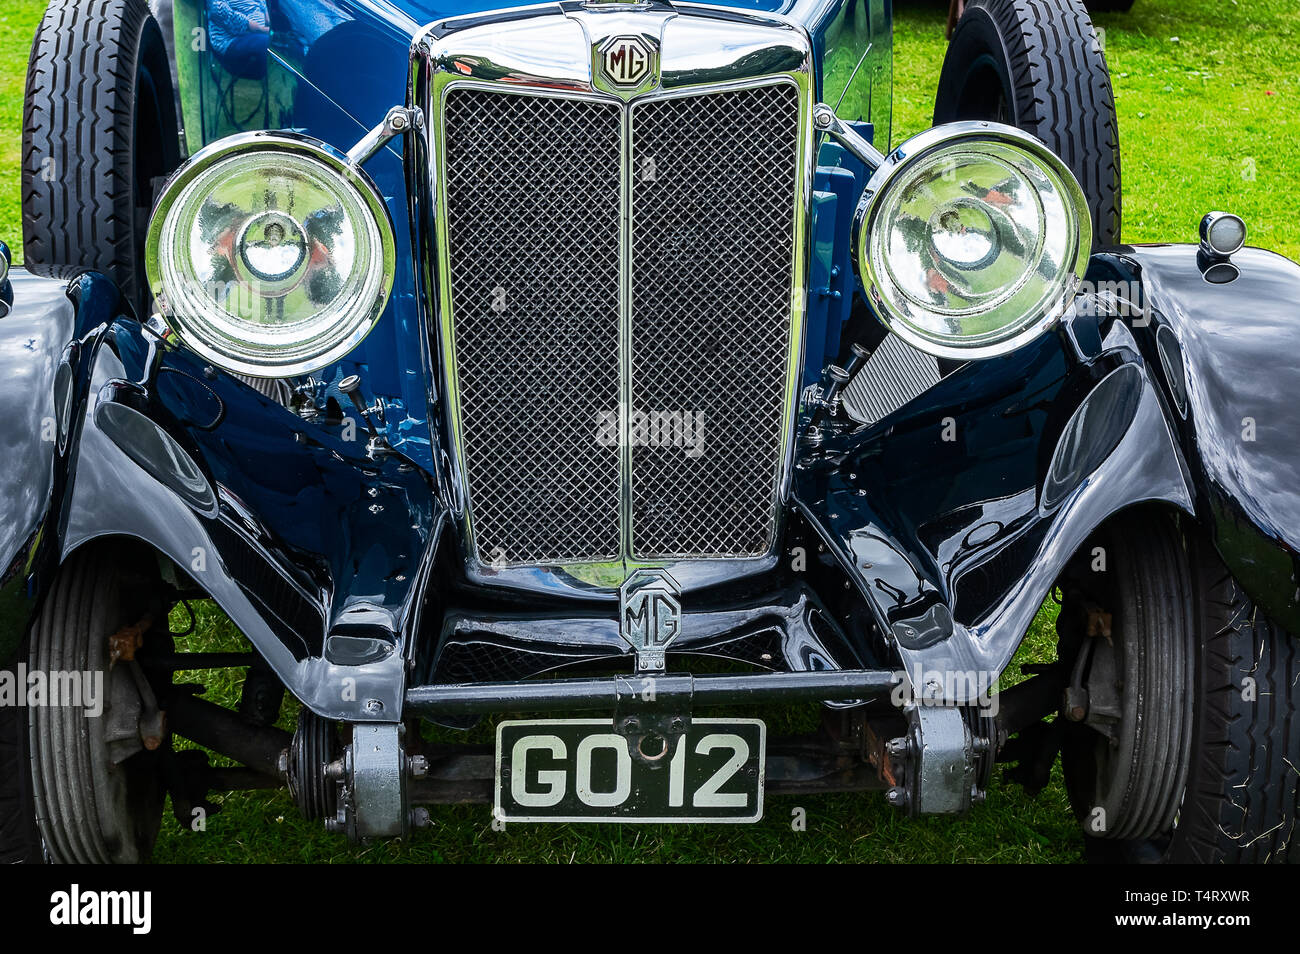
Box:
598, 35, 655, 89
619, 568, 681, 671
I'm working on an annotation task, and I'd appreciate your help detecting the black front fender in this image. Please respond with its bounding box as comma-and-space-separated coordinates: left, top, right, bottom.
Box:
1104, 244, 1300, 633
0, 270, 445, 720
794, 302, 1196, 698
795, 242, 1300, 700
793, 242, 1300, 697
0, 269, 113, 663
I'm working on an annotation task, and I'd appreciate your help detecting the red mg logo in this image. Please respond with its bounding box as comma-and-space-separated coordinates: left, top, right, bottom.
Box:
599, 35, 654, 88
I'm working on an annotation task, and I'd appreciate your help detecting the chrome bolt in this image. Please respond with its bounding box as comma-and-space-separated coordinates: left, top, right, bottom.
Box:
388, 107, 409, 132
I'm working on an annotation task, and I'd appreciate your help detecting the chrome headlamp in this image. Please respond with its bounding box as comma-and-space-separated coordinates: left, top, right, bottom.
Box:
145, 132, 395, 378
854, 122, 1092, 360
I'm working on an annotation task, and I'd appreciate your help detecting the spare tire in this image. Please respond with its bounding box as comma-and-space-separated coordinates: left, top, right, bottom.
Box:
22, 0, 182, 317
934, 0, 1122, 247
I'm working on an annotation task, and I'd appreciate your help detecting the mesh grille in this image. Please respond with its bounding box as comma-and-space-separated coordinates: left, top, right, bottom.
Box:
440, 82, 801, 565
629, 85, 800, 558
443, 90, 623, 564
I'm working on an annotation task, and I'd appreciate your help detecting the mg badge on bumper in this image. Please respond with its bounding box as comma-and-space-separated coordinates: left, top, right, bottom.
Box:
620, 568, 681, 671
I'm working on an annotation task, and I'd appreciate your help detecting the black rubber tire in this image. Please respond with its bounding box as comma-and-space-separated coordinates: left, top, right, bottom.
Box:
1060, 514, 1195, 847
934, 0, 1122, 247
1165, 544, 1300, 862
1084, 0, 1135, 12
22, 0, 181, 317
0, 671, 43, 862
1059, 514, 1300, 862
0, 549, 168, 864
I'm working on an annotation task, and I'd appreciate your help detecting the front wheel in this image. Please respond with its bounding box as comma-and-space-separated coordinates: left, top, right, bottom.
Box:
1057, 512, 1300, 862
0, 548, 172, 863
1167, 547, 1299, 862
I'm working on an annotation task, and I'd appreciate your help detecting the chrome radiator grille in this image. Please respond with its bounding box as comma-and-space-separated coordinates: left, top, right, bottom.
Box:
629, 86, 800, 559
442, 91, 623, 564
440, 82, 802, 566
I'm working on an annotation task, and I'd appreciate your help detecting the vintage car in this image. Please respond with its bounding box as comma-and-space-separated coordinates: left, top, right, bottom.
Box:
0, 0, 1296, 864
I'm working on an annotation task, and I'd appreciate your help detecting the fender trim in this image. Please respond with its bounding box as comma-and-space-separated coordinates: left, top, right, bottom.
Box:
1101, 245, 1300, 633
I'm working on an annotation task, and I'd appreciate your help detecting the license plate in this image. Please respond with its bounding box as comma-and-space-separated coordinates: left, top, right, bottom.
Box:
494, 718, 765, 823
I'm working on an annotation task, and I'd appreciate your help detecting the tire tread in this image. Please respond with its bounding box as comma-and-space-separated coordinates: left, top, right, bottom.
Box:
22, 0, 164, 308
1171, 553, 1300, 863
936, 0, 1123, 245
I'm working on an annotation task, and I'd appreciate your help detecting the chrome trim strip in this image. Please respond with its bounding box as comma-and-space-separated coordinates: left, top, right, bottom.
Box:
618, 100, 634, 562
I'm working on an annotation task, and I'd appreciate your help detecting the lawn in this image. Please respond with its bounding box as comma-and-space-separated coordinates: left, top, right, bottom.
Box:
2, 0, 1296, 862
0, 0, 35, 245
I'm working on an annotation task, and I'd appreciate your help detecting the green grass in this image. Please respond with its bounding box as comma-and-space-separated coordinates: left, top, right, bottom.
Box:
3, 0, 1295, 862
0, 0, 39, 252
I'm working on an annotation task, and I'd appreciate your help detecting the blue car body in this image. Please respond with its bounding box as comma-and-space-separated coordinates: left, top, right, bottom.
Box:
1, 0, 1297, 733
